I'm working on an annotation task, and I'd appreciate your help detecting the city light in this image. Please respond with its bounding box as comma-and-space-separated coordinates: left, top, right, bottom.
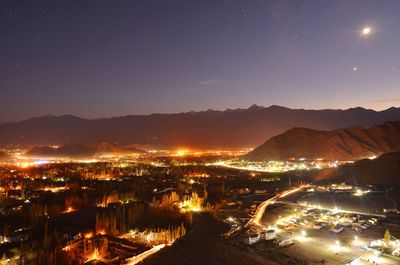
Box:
352, 236, 365, 247
330, 240, 341, 253
84, 232, 93, 239
86, 248, 101, 263
175, 149, 189, 156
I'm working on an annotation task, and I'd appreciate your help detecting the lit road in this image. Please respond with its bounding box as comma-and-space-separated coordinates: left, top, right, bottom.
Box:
125, 244, 167, 265
246, 185, 307, 227
275, 200, 386, 218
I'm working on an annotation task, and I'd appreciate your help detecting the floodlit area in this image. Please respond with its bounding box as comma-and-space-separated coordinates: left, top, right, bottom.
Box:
212, 159, 348, 172
230, 184, 400, 265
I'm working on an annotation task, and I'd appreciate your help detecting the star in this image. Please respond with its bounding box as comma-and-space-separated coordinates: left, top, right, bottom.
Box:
353, 67, 357, 71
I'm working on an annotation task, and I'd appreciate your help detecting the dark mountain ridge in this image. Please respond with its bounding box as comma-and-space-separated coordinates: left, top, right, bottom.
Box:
1, 105, 400, 148
314, 151, 400, 186
246, 121, 400, 161
26, 140, 144, 158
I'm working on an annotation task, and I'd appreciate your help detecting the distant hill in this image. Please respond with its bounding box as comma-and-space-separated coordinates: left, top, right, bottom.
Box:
246, 121, 400, 161
0, 151, 11, 161
314, 152, 400, 186
0, 105, 400, 148
26, 141, 144, 158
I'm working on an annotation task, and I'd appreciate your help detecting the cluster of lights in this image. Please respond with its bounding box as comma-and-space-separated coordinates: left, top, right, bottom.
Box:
178, 201, 202, 213
42, 186, 68, 193
85, 232, 93, 239
86, 248, 101, 262
213, 159, 349, 173
171, 148, 248, 158
354, 188, 370, 197
178, 192, 204, 213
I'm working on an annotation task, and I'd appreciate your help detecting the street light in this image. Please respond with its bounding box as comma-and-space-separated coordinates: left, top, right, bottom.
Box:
330, 241, 341, 253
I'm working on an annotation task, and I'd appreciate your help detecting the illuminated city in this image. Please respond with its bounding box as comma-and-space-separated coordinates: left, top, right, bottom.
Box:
0, 147, 399, 264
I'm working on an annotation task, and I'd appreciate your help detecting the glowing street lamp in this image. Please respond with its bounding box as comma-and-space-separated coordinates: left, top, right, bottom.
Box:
330, 240, 341, 253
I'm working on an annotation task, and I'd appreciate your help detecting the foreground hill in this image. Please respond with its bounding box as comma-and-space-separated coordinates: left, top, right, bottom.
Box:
141, 213, 279, 265
0, 105, 400, 148
315, 152, 400, 186
246, 121, 400, 161
26, 141, 144, 158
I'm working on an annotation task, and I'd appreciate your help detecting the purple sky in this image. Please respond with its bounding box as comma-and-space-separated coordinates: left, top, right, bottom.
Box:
1, 0, 400, 122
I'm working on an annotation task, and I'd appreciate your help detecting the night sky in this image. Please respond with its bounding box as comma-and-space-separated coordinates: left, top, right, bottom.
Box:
1, 0, 400, 122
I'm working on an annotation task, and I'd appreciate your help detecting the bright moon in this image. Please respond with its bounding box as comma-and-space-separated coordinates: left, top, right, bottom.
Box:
362, 27, 371, 35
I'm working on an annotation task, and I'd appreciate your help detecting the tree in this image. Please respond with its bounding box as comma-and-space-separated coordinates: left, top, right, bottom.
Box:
384, 229, 391, 243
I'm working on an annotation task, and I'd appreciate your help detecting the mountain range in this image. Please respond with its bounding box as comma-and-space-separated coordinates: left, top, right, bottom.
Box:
246, 121, 400, 161
0, 105, 400, 148
26, 141, 144, 158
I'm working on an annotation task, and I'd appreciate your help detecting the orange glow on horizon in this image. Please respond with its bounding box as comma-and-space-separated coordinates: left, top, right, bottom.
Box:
175, 149, 189, 156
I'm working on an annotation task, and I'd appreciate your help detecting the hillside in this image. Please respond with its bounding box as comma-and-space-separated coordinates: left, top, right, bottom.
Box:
314, 152, 400, 186
141, 213, 279, 265
0, 151, 11, 162
246, 121, 400, 161
26, 141, 144, 158
0, 105, 400, 148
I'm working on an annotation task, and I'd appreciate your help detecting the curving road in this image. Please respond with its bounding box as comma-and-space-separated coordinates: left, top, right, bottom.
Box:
125, 244, 168, 265
246, 185, 307, 227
